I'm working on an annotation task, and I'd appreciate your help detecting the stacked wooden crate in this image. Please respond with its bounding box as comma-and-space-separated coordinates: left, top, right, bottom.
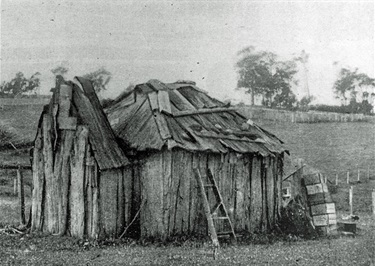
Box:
303, 173, 337, 234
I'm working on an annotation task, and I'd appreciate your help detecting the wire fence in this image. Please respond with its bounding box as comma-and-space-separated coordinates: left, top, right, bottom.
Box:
238, 107, 375, 123
318, 166, 375, 186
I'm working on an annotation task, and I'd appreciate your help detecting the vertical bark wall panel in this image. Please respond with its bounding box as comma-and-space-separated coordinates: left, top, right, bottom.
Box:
117, 169, 125, 236
261, 160, 268, 232
250, 156, 262, 233
234, 155, 245, 231
243, 155, 252, 232
123, 166, 133, 230
133, 149, 284, 238
196, 153, 209, 235
187, 152, 197, 234
42, 114, 58, 233
140, 153, 164, 238
277, 155, 284, 219
69, 126, 88, 238
228, 154, 237, 225
168, 152, 178, 235
181, 151, 192, 234
31, 128, 45, 231
91, 163, 99, 238
172, 151, 184, 234
85, 160, 93, 238
266, 157, 275, 230
100, 170, 121, 238
162, 151, 172, 237
55, 130, 75, 235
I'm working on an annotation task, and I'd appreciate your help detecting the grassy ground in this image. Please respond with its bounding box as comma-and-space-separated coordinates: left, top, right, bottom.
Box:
0, 230, 374, 265
0, 104, 45, 147
256, 120, 375, 177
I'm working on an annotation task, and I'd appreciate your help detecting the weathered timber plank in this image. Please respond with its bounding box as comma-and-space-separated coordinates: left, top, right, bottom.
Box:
69, 126, 88, 238
197, 153, 208, 235
148, 92, 158, 111
123, 167, 133, 229
169, 89, 195, 111
158, 90, 172, 114
276, 156, 283, 219
266, 157, 275, 230
182, 150, 191, 234
140, 153, 164, 238
243, 155, 252, 232
173, 107, 237, 117
234, 155, 245, 231
187, 152, 196, 233
42, 114, 58, 233
73, 77, 129, 170
171, 151, 183, 235
250, 156, 262, 233
55, 130, 75, 235
91, 163, 99, 238
100, 170, 119, 238
261, 160, 268, 232
117, 169, 125, 236
31, 128, 45, 231
85, 148, 94, 237
162, 150, 172, 237
153, 112, 171, 140
17, 168, 25, 225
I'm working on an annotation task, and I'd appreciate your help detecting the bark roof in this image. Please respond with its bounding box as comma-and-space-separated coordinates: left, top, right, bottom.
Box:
45, 77, 130, 170
106, 80, 287, 156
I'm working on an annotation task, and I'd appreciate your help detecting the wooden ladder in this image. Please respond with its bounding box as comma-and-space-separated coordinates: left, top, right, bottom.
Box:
194, 168, 236, 249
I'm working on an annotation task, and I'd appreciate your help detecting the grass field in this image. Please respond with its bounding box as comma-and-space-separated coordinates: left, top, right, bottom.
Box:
1, 105, 375, 265
0, 104, 45, 147
256, 120, 375, 178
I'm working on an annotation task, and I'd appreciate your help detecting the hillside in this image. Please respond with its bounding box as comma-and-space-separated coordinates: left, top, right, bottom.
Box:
0, 104, 45, 148
255, 119, 375, 179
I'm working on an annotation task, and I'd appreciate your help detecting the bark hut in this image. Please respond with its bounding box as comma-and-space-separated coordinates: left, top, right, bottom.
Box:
31, 76, 130, 238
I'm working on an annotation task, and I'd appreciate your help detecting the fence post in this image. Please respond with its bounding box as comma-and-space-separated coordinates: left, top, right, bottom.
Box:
17, 166, 26, 225
372, 189, 375, 215
357, 167, 360, 182
14, 177, 17, 195
347, 171, 350, 184
335, 173, 338, 186
349, 186, 353, 216
368, 165, 370, 180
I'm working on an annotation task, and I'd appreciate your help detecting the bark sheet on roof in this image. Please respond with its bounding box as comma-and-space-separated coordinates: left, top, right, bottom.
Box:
71, 77, 129, 169
106, 80, 287, 155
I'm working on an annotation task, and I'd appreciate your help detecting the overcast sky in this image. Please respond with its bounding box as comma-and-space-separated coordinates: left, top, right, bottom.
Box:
1, 0, 374, 104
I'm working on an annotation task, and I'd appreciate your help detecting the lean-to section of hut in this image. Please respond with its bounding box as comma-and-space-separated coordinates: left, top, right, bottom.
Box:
31, 76, 130, 239
107, 80, 287, 239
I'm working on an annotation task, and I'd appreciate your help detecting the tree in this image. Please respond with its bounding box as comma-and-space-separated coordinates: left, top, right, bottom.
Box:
0, 72, 41, 97
294, 50, 310, 97
333, 68, 375, 105
50, 64, 112, 94
51, 65, 69, 77
236, 46, 298, 108
82, 67, 111, 93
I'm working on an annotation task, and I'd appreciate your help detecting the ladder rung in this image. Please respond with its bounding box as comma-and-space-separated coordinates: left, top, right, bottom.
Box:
212, 216, 229, 220
204, 184, 215, 188
217, 231, 235, 236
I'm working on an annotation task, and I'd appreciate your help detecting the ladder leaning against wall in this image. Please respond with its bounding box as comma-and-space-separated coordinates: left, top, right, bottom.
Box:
194, 167, 236, 250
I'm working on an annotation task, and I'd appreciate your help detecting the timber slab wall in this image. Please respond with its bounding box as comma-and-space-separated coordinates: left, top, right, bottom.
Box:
133, 149, 284, 240
238, 107, 375, 123
31, 77, 130, 239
